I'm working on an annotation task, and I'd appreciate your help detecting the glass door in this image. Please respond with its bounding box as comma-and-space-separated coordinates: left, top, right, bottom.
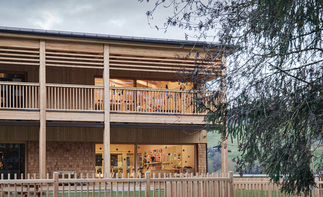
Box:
95, 144, 135, 178
0, 143, 25, 179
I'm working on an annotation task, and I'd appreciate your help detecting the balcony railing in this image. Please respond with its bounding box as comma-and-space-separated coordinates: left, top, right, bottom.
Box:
47, 84, 103, 111
0, 82, 218, 114
110, 87, 202, 114
0, 82, 39, 109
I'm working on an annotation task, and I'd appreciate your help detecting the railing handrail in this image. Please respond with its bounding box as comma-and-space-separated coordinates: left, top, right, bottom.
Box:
0, 82, 217, 94
46, 83, 102, 89
110, 86, 216, 94
0, 179, 53, 184
110, 86, 192, 92
0, 81, 39, 86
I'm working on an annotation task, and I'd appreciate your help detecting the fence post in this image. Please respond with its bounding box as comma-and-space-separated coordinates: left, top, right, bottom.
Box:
314, 177, 319, 197
228, 172, 234, 197
145, 172, 151, 197
53, 172, 59, 197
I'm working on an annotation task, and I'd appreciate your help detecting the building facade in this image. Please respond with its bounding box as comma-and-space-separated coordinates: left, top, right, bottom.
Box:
0, 27, 227, 179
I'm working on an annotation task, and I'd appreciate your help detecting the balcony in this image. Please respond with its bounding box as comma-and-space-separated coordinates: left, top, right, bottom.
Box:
0, 82, 218, 124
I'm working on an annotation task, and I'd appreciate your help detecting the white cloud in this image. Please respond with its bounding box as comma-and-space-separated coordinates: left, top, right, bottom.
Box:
36, 11, 61, 30
0, 0, 203, 41
108, 19, 126, 27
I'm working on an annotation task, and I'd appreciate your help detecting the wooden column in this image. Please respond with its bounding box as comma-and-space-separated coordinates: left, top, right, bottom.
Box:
134, 143, 138, 176
39, 40, 46, 178
221, 56, 228, 173
221, 138, 228, 173
103, 44, 111, 177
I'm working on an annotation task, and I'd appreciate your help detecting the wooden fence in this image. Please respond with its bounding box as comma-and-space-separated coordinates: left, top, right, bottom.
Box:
0, 172, 322, 197
233, 175, 323, 197
0, 172, 233, 197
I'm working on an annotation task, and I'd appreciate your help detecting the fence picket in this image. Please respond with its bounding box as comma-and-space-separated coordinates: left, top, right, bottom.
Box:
139, 173, 142, 197
158, 173, 161, 197
127, 173, 130, 197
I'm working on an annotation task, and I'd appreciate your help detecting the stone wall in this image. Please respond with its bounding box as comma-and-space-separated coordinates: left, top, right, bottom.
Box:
198, 143, 207, 173
27, 141, 95, 176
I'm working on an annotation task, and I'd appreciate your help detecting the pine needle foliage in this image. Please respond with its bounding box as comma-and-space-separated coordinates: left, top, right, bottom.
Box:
141, 0, 323, 195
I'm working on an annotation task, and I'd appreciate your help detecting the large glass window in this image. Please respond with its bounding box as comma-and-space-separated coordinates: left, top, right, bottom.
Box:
136, 80, 192, 90
94, 78, 192, 90
137, 145, 195, 177
95, 144, 135, 178
95, 144, 195, 178
0, 143, 25, 179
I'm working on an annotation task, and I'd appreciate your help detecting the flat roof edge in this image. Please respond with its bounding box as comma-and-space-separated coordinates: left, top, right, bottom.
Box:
0, 26, 228, 48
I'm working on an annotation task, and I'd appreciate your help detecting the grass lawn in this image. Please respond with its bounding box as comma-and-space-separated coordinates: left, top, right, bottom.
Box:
235, 190, 323, 197
207, 132, 323, 173
207, 132, 240, 173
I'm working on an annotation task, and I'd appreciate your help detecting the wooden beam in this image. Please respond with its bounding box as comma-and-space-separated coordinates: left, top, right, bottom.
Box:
44, 111, 207, 124
45, 59, 103, 65
103, 44, 111, 177
0, 47, 40, 54
109, 55, 199, 63
46, 51, 103, 58
0, 37, 39, 49
39, 40, 47, 178
0, 110, 40, 120
110, 113, 205, 125
46, 111, 104, 122
0, 56, 39, 62
0, 61, 39, 66
221, 56, 228, 173
0, 52, 39, 58
46, 55, 103, 62
45, 64, 104, 69
109, 59, 200, 67
221, 138, 229, 173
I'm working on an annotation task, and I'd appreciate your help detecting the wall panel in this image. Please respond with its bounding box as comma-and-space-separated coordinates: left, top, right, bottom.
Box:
0, 37, 39, 49
0, 126, 207, 144
45, 40, 103, 53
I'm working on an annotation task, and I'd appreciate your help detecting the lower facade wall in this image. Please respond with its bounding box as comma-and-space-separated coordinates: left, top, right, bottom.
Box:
27, 141, 95, 175
0, 126, 207, 175
26, 142, 206, 175
198, 143, 207, 173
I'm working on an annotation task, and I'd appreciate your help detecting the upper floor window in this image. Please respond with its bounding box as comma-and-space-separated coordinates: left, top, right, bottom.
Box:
95, 78, 193, 90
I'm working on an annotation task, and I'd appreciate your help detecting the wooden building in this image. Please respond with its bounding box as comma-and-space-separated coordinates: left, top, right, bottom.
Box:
0, 27, 228, 179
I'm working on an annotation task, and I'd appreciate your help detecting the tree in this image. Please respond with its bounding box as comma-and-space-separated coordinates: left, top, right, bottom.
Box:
140, 0, 323, 195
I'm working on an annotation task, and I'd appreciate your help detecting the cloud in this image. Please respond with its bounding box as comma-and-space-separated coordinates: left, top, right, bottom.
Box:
0, 0, 197, 40
36, 11, 61, 29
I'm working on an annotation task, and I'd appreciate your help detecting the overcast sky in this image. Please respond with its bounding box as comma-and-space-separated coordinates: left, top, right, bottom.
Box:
0, 0, 197, 41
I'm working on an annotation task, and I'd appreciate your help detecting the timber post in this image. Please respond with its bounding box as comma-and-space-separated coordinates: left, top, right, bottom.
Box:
103, 44, 111, 177
221, 56, 229, 173
39, 40, 47, 178
228, 171, 234, 197
53, 172, 59, 197
145, 172, 151, 197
